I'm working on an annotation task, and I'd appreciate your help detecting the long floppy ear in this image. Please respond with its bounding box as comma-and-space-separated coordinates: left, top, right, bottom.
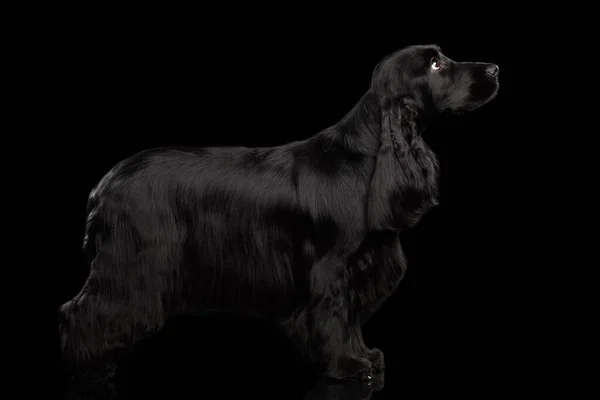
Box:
366, 102, 433, 231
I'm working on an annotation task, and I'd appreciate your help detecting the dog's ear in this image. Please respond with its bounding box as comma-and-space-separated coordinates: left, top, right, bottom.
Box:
366, 102, 423, 231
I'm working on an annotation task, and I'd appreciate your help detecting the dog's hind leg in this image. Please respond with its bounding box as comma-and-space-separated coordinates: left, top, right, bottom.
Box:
58, 201, 174, 394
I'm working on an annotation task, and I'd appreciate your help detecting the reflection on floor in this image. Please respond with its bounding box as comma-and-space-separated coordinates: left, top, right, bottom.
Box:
62, 371, 386, 400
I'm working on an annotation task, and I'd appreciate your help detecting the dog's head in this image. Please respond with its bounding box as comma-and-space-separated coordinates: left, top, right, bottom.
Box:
370, 44, 499, 117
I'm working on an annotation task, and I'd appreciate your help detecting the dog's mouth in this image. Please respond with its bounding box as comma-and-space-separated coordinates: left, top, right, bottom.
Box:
452, 84, 498, 114
466, 75, 499, 111
482, 76, 500, 104
486, 83, 499, 103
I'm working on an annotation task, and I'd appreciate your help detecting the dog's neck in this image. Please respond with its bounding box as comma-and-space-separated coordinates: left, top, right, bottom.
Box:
324, 92, 383, 156
403, 94, 441, 126
327, 91, 434, 156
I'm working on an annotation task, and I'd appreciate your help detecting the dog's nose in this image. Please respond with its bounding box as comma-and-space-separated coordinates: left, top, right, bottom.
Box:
486, 64, 499, 77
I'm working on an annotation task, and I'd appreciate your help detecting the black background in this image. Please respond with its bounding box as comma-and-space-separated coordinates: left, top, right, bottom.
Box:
41, 12, 522, 400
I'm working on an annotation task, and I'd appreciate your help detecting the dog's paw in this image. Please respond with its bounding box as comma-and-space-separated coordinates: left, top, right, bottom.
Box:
325, 356, 373, 382
366, 348, 384, 372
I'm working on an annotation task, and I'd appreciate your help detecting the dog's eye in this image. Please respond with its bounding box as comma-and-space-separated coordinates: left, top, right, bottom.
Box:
430, 58, 442, 71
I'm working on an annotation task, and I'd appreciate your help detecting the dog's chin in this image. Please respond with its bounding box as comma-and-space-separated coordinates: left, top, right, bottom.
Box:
477, 87, 499, 109
480, 79, 499, 103
448, 104, 477, 115
483, 80, 499, 103
451, 86, 499, 115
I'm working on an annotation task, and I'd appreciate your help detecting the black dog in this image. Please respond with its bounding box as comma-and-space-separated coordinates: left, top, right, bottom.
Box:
58, 44, 499, 383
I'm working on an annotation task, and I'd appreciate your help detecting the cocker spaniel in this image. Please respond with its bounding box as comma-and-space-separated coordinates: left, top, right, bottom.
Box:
59, 44, 499, 384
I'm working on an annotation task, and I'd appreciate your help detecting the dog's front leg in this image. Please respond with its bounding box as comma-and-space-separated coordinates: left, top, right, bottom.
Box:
304, 254, 374, 381
309, 300, 373, 381
350, 326, 385, 373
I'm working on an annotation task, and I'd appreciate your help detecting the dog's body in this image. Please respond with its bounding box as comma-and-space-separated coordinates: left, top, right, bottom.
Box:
59, 44, 499, 382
